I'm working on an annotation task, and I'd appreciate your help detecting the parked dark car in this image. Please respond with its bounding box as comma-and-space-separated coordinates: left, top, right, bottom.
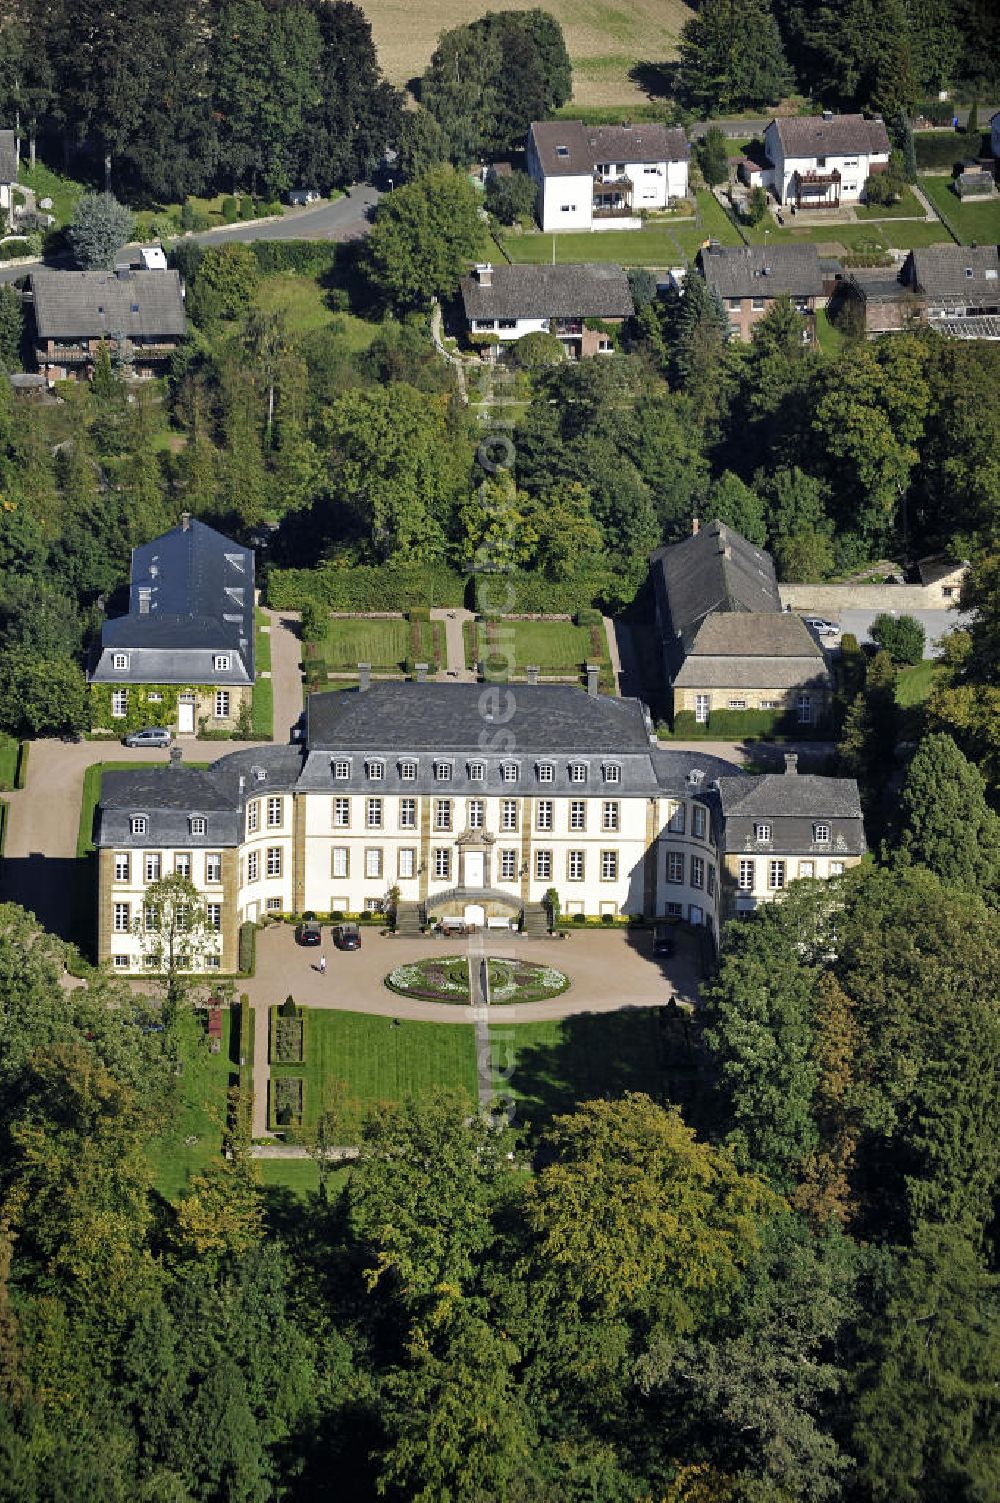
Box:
333, 922, 362, 951
652, 925, 676, 958
295, 921, 322, 946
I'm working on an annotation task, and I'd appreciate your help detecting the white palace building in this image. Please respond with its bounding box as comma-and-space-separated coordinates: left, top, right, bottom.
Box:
95, 681, 865, 973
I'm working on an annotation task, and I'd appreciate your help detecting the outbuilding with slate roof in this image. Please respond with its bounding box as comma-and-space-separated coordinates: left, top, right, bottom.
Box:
650, 520, 833, 729
89, 514, 256, 737
30, 266, 186, 383
460, 261, 633, 357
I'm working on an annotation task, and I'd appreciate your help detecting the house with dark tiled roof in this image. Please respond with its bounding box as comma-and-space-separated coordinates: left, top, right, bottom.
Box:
527, 119, 689, 230
699, 242, 826, 343
650, 520, 833, 729
0, 129, 18, 222
89, 514, 255, 736
460, 261, 633, 357
832, 245, 1000, 339
95, 680, 862, 971
30, 266, 186, 383
763, 113, 890, 207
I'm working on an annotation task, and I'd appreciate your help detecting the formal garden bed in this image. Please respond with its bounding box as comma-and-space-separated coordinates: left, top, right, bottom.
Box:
386, 956, 569, 1005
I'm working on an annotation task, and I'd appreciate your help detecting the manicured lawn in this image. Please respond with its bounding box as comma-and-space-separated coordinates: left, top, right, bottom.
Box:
744, 218, 952, 252
322, 616, 411, 671
896, 659, 942, 708
855, 186, 926, 219
147, 1008, 236, 1201
917, 175, 1000, 245
467, 618, 613, 688
489, 1007, 703, 1126
255, 610, 272, 673
500, 192, 741, 267
0, 737, 19, 791
251, 677, 274, 739
18, 159, 87, 227
269, 1010, 479, 1136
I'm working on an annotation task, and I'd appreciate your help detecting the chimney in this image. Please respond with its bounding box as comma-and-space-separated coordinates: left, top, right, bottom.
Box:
692, 516, 700, 536
526, 664, 539, 685
586, 664, 599, 697
784, 752, 798, 775
415, 661, 428, 683
169, 746, 182, 767
475, 262, 493, 286
180, 511, 191, 531
358, 661, 371, 692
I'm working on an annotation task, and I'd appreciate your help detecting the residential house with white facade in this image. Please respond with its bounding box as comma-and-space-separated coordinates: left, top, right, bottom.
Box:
459, 262, 634, 357
0, 130, 17, 223
762, 114, 891, 207
527, 120, 689, 231
95, 681, 864, 973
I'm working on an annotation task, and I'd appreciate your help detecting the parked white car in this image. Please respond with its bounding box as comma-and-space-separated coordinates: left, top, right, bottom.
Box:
803, 616, 840, 637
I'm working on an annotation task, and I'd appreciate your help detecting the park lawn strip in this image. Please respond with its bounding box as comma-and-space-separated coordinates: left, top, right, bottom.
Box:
473, 618, 613, 687
146, 1008, 235, 1201
251, 677, 274, 739
255, 609, 272, 673
322, 616, 410, 671
917, 175, 1000, 245
269, 1009, 479, 1136
0, 736, 19, 791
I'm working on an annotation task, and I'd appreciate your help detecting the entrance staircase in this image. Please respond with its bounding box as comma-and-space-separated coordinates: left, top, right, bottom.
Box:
395, 901, 424, 937
522, 901, 549, 938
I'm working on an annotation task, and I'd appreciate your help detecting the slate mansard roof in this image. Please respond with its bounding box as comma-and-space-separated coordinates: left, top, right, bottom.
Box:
700, 243, 824, 300
651, 521, 781, 651
769, 114, 891, 160
528, 120, 688, 177
91, 517, 255, 685
461, 263, 634, 322
31, 268, 186, 341
0, 129, 17, 184
716, 772, 867, 857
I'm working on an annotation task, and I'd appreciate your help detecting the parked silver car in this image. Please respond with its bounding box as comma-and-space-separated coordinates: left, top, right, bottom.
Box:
124, 726, 172, 748
803, 616, 840, 637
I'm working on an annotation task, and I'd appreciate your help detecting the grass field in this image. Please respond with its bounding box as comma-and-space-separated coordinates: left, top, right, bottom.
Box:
363, 0, 692, 109
896, 659, 942, 708
744, 216, 953, 253
322, 617, 410, 671
501, 191, 740, 267
147, 1008, 236, 1201
854, 187, 926, 219
467, 618, 613, 688
270, 1010, 479, 1135
256, 274, 380, 347
490, 1006, 703, 1125
917, 175, 1000, 245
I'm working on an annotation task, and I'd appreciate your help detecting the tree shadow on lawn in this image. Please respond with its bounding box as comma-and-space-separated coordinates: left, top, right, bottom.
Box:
629, 61, 679, 101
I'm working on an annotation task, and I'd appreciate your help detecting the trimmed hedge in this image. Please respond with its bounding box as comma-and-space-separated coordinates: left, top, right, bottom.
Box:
672, 708, 829, 738
14, 741, 29, 790
238, 921, 257, 976
251, 240, 339, 276
269, 563, 466, 612
0, 799, 7, 858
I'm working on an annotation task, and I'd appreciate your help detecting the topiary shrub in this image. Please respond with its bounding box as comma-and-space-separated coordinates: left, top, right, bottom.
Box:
221, 196, 239, 223
281, 995, 298, 1018
575, 607, 603, 627
601, 912, 615, 925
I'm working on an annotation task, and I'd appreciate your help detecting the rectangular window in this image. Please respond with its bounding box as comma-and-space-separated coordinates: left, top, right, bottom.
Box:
537, 763, 554, 783
435, 762, 452, 782
334, 759, 351, 779
434, 799, 452, 832
799, 859, 815, 878
112, 652, 129, 671
768, 860, 786, 890
601, 850, 618, 881
130, 815, 147, 836
728, 698, 747, 711
569, 800, 586, 831
247, 849, 259, 883
175, 853, 191, 879
214, 690, 230, 719
501, 799, 518, 832
568, 850, 585, 881
797, 694, 812, 725
400, 760, 417, 781
501, 763, 518, 783
398, 848, 416, 879
602, 801, 620, 832
754, 823, 772, 842
266, 796, 282, 828
113, 954, 130, 970
399, 797, 417, 830
751, 298, 765, 311
366, 848, 383, 879
213, 654, 231, 672
570, 763, 587, 783
144, 903, 158, 932
707, 866, 716, 896
500, 849, 517, 881
113, 902, 131, 932
536, 799, 553, 831
331, 847, 349, 878
667, 802, 684, 834
693, 805, 706, 839
813, 823, 830, 844
206, 903, 222, 932
739, 858, 754, 890
114, 853, 130, 882
333, 797, 350, 828
367, 760, 384, 781
205, 853, 222, 883
364, 897, 381, 913
664, 901, 683, 918
433, 848, 450, 880
603, 764, 621, 784
727, 297, 741, 310
366, 798, 383, 829
112, 689, 128, 718
248, 801, 259, 834
144, 854, 161, 883
691, 856, 704, 889
468, 799, 484, 829
695, 694, 710, 724
830, 861, 845, 875
535, 850, 552, 880
266, 847, 282, 878
666, 851, 684, 884
190, 816, 206, 837
468, 761, 485, 781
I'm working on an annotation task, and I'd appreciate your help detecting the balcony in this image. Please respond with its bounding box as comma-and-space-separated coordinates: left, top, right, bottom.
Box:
551, 319, 583, 336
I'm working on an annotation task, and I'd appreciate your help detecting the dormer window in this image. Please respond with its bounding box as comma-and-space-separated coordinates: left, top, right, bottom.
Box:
813, 823, 830, 844
965, 267, 974, 278
130, 816, 147, 836
468, 761, 485, 781
556, 145, 569, 158
754, 823, 772, 842
537, 762, 554, 783
570, 762, 587, 783
435, 761, 453, 782
214, 654, 231, 672
603, 763, 621, 784
113, 653, 130, 671
190, 816, 207, 836
500, 763, 518, 783
333, 759, 351, 779
367, 760, 384, 781
400, 759, 418, 780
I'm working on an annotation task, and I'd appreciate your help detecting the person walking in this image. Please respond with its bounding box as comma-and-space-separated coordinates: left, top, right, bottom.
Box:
319, 954, 327, 975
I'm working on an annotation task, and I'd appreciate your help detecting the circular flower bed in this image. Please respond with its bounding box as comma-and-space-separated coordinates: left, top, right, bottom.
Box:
386, 955, 569, 1005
